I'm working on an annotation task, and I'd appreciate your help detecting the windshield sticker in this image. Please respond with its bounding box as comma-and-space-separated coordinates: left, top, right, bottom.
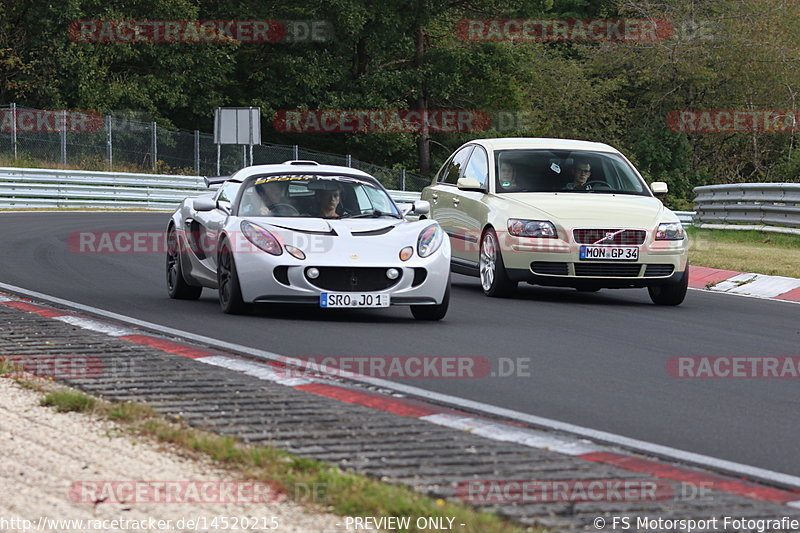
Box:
550, 162, 561, 173
254, 176, 311, 185
501, 181, 511, 187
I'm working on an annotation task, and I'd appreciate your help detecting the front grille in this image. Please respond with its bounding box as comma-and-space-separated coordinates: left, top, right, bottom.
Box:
531, 261, 569, 275
574, 229, 646, 245
644, 264, 675, 277
307, 267, 400, 292
574, 263, 643, 277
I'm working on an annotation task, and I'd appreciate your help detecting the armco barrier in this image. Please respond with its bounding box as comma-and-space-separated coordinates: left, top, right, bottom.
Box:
693, 183, 800, 234
0, 167, 421, 211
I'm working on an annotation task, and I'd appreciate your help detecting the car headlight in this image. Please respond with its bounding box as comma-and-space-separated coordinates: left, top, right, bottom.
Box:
655, 222, 685, 240
417, 224, 444, 258
507, 219, 557, 238
241, 221, 282, 255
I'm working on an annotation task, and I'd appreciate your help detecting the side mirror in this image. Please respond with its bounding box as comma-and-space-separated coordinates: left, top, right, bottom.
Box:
411, 200, 430, 215
193, 197, 217, 211
456, 177, 484, 191
650, 182, 668, 195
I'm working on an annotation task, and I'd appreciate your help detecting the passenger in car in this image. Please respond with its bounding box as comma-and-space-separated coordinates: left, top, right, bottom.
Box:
314, 187, 342, 218
564, 159, 593, 190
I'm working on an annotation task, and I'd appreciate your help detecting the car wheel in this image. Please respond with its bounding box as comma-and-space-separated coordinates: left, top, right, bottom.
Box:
648, 265, 689, 306
217, 238, 249, 314
411, 277, 450, 321
166, 226, 202, 300
479, 229, 517, 297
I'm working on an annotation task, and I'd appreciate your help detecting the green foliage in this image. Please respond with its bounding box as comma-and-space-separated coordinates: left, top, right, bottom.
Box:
2, 0, 799, 201
41, 390, 96, 412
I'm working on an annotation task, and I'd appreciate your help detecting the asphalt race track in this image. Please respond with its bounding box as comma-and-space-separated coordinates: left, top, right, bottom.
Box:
1, 212, 798, 476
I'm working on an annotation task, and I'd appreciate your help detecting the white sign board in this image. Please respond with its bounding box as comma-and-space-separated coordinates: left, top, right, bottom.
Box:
214, 107, 261, 145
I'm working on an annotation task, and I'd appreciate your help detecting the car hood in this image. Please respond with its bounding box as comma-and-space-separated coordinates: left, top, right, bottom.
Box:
499, 193, 668, 227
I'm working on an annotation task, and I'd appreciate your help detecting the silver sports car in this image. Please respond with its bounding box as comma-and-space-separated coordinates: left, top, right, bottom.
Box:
165, 161, 451, 320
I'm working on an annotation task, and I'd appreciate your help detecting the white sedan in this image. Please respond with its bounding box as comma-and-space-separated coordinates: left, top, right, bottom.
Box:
166, 161, 451, 319
420, 138, 689, 305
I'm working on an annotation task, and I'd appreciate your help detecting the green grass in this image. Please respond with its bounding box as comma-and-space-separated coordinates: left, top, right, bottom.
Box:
687, 227, 800, 278
31, 384, 540, 533
0, 357, 18, 376
40, 389, 96, 412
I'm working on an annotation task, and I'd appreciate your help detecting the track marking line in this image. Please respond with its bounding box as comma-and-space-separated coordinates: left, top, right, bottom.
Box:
54, 315, 139, 337
202, 355, 314, 387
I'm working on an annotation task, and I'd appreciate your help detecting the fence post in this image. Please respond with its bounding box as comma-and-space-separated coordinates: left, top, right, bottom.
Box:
106, 115, 114, 170
151, 122, 158, 171
293, 145, 299, 159
401, 169, 406, 191
60, 110, 67, 165
10, 103, 17, 160
346, 154, 352, 167
194, 130, 200, 175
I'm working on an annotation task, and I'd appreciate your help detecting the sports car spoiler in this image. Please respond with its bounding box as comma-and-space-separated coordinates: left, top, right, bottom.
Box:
203, 175, 230, 188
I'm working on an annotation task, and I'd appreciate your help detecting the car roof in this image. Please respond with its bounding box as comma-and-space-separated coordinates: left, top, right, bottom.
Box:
229, 161, 378, 183
467, 137, 620, 153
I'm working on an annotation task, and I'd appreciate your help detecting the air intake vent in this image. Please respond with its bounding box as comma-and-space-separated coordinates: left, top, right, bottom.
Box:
574, 263, 643, 277
531, 262, 569, 275
644, 264, 675, 277
306, 267, 400, 292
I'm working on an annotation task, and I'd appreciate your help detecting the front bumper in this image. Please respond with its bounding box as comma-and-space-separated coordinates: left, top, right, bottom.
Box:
499, 233, 688, 288
235, 248, 451, 306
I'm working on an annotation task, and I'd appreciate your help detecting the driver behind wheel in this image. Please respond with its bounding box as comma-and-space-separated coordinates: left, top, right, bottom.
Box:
564, 159, 593, 191
256, 181, 295, 215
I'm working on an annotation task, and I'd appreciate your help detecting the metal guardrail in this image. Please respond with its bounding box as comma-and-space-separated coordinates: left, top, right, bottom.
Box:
693, 183, 800, 233
0, 167, 420, 210
673, 211, 694, 226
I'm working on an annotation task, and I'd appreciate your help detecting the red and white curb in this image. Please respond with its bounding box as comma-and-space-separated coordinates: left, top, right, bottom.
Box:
1, 287, 800, 509
689, 266, 800, 302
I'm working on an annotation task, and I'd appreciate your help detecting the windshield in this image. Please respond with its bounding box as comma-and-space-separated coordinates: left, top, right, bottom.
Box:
495, 150, 650, 196
237, 175, 402, 218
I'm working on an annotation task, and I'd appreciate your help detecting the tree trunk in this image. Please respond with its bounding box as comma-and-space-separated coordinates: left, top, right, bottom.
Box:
414, 23, 431, 176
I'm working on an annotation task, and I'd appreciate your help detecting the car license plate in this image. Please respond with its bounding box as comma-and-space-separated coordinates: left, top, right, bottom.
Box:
579, 246, 639, 261
320, 293, 390, 308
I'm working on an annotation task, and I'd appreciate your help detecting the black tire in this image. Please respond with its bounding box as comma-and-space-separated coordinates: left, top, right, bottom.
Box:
648, 265, 689, 306
411, 277, 450, 321
166, 226, 202, 300
479, 228, 517, 297
217, 238, 249, 314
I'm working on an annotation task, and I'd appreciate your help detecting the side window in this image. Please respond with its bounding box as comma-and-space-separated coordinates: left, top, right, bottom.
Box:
216, 182, 240, 205
463, 146, 489, 188
440, 146, 474, 185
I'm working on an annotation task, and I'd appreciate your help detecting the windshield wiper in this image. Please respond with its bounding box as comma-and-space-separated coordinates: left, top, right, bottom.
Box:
343, 210, 402, 219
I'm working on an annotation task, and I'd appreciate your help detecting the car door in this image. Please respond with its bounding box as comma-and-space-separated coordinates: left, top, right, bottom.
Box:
425, 145, 473, 252
450, 145, 490, 264
184, 181, 240, 283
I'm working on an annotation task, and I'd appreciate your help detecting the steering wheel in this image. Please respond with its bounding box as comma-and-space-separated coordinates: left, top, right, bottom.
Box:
585, 180, 611, 190
269, 203, 300, 216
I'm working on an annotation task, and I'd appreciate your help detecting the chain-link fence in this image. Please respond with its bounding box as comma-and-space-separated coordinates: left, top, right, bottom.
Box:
0, 104, 430, 191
